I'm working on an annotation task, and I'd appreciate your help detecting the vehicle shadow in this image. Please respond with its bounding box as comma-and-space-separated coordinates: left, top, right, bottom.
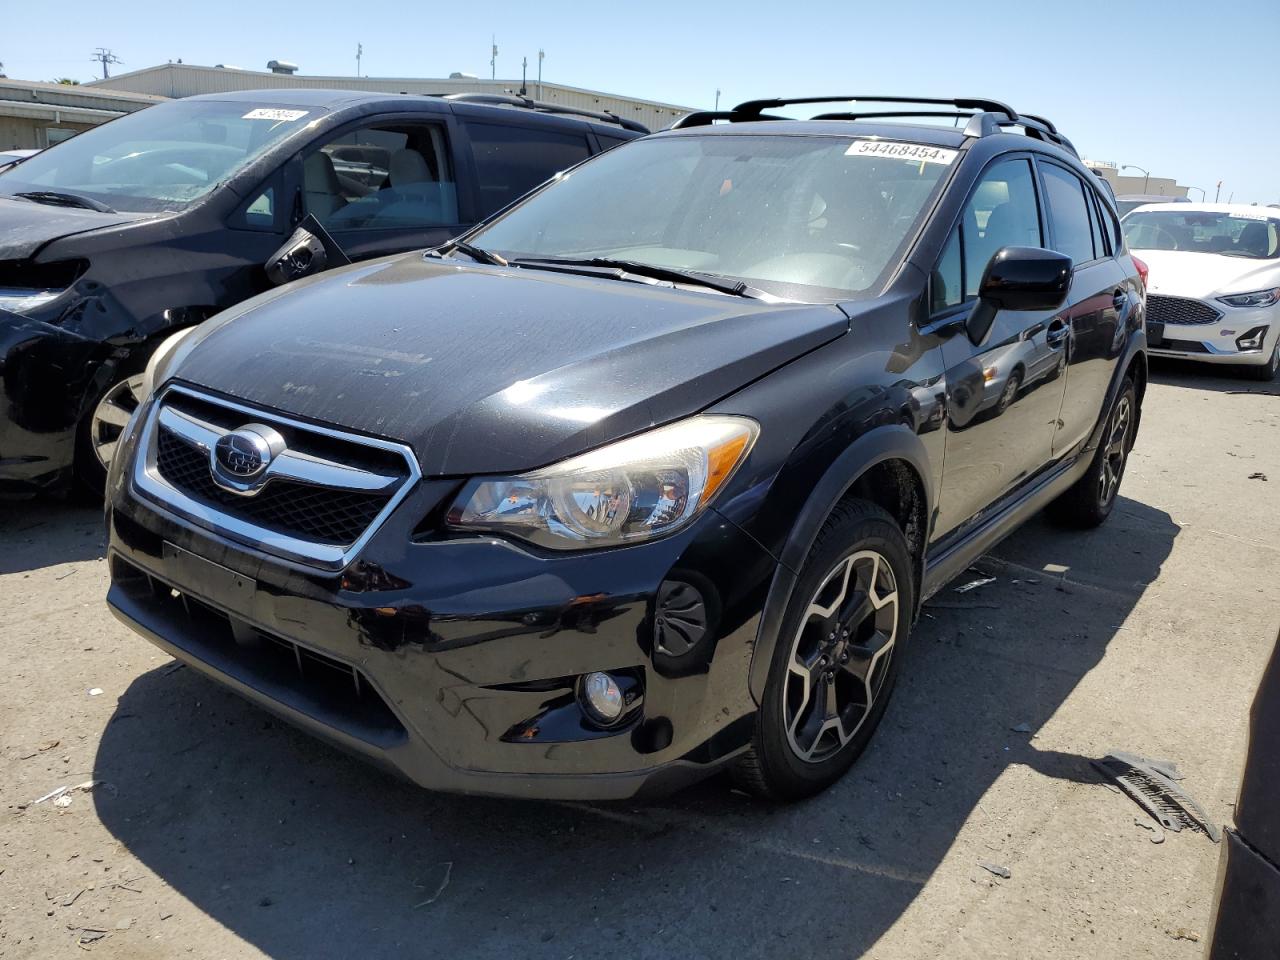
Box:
0, 499, 105, 574
1148, 357, 1280, 396
92, 495, 1178, 960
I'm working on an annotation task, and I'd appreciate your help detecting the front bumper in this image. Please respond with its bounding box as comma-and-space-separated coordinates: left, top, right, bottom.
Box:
1147, 300, 1277, 365
106, 468, 778, 800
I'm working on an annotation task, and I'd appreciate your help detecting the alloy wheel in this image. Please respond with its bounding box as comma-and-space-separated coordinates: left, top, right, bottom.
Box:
91, 374, 145, 469
1098, 393, 1132, 506
784, 549, 899, 764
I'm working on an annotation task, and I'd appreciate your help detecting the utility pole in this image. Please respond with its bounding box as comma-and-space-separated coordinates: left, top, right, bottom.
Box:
520, 56, 527, 96
490, 36, 498, 79
715, 88, 721, 110
355, 43, 362, 77
1215, 180, 1222, 202
537, 48, 544, 99
91, 47, 122, 80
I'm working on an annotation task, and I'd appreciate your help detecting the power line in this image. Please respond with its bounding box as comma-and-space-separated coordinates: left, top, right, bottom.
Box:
91, 47, 123, 80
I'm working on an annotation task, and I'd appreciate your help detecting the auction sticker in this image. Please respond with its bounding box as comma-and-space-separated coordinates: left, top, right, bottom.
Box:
845, 139, 957, 165
242, 108, 309, 122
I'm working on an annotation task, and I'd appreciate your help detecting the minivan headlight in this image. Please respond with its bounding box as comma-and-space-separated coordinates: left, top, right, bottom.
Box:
447, 415, 758, 549
1217, 287, 1280, 309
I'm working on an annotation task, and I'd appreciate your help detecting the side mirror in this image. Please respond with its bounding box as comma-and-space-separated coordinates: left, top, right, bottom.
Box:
265, 214, 350, 286
967, 246, 1073, 346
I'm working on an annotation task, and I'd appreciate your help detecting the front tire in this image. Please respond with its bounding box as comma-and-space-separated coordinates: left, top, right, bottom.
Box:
1046, 376, 1137, 529
734, 500, 914, 801
75, 373, 145, 497
1240, 340, 1279, 382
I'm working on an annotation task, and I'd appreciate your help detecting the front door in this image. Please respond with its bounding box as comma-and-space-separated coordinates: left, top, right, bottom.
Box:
929, 156, 1069, 541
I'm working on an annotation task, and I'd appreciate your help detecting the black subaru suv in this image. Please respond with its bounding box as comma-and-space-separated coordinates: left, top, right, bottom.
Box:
105, 96, 1146, 801
0, 89, 643, 495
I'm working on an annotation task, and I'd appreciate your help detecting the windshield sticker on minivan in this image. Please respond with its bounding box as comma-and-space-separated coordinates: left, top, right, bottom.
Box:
242, 108, 309, 122
845, 140, 958, 165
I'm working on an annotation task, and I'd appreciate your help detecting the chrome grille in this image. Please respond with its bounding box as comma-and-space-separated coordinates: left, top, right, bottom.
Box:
132, 386, 420, 571
1147, 295, 1221, 326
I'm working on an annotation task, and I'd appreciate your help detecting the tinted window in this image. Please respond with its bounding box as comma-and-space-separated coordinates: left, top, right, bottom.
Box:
1088, 192, 1107, 258
962, 158, 1042, 298
1041, 163, 1095, 264
305, 123, 457, 230
466, 122, 591, 217
932, 226, 962, 312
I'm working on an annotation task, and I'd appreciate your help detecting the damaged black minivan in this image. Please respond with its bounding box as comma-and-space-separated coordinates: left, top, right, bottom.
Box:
0, 89, 642, 494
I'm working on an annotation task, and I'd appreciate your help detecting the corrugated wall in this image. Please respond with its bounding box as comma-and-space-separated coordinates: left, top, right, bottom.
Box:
91, 65, 695, 131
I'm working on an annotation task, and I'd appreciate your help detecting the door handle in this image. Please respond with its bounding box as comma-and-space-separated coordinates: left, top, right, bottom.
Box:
1046, 320, 1069, 348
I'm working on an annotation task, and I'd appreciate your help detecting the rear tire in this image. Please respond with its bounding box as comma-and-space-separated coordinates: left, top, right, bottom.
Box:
733, 499, 914, 801
1046, 376, 1137, 529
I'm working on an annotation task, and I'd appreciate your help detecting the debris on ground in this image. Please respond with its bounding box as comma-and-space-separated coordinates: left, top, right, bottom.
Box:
1133, 817, 1166, 844
414, 861, 453, 907
32, 780, 112, 807
88, 688, 103, 697
1010, 722, 1033, 734
1247, 472, 1268, 481
1166, 927, 1201, 942
978, 861, 1011, 879
1092, 751, 1220, 842
954, 576, 997, 594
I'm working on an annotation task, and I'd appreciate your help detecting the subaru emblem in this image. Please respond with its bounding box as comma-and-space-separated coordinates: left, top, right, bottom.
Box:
210, 424, 286, 493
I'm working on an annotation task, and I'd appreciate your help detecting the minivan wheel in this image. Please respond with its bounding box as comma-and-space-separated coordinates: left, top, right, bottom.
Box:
1046, 376, 1137, 529
734, 499, 914, 801
75, 373, 145, 496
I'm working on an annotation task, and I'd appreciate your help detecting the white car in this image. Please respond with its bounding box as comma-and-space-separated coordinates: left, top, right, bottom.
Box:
1123, 203, 1280, 380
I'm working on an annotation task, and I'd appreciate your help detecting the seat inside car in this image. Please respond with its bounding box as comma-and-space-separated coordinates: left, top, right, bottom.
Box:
304, 152, 347, 219
1236, 221, 1273, 257
374, 147, 459, 225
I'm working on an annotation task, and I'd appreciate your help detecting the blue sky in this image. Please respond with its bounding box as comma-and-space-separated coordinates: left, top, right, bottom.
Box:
3, 0, 1277, 203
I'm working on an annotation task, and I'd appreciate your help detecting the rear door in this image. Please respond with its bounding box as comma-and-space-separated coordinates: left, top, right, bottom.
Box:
1035, 159, 1128, 456
460, 117, 593, 220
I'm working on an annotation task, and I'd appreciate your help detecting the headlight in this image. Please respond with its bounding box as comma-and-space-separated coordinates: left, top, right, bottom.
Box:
448, 415, 758, 549
139, 327, 198, 401
0, 288, 62, 314
1217, 287, 1280, 309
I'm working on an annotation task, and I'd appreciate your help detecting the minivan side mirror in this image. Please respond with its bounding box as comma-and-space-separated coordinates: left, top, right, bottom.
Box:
967, 246, 1073, 346
265, 214, 351, 286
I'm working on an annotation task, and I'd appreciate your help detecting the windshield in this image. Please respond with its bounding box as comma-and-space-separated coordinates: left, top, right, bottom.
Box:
0, 100, 320, 212
1123, 209, 1280, 259
469, 134, 957, 299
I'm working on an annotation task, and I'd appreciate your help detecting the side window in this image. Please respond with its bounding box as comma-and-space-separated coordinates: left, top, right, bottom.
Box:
1087, 191, 1109, 258
303, 123, 458, 230
595, 133, 630, 152
930, 158, 1042, 312
1040, 163, 1096, 265
466, 121, 591, 217
931, 226, 963, 312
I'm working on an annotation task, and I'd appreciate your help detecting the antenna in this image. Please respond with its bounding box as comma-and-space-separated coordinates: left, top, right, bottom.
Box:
537, 48, 544, 99
91, 47, 123, 80
490, 36, 498, 80
356, 42, 362, 77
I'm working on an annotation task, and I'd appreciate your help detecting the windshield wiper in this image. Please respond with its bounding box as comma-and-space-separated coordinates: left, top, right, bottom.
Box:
13, 190, 116, 214
432, 239, 508, 266
510, 256, 771, 300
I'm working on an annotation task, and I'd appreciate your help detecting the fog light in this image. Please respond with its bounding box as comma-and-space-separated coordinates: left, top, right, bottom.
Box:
580, 672, 624, 725
1236, 326, 1269, 352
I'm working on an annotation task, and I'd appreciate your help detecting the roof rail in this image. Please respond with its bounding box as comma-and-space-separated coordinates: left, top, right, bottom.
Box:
667, 95, 1077, 157
439, 93, 649, 134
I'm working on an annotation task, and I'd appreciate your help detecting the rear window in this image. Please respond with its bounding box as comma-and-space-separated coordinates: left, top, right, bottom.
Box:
1123, 210, 1280, 259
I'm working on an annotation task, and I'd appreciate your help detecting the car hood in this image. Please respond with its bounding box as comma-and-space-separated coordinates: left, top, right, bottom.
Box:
1132, 249, 1280, 299
171, 254, 848, 475
0, 195, 152, 260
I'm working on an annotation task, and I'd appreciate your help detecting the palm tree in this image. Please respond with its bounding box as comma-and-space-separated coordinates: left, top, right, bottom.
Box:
52, 77, 80, 85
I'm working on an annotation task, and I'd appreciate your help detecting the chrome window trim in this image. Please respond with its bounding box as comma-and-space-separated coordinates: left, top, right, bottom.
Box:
130, 384, 421, 572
